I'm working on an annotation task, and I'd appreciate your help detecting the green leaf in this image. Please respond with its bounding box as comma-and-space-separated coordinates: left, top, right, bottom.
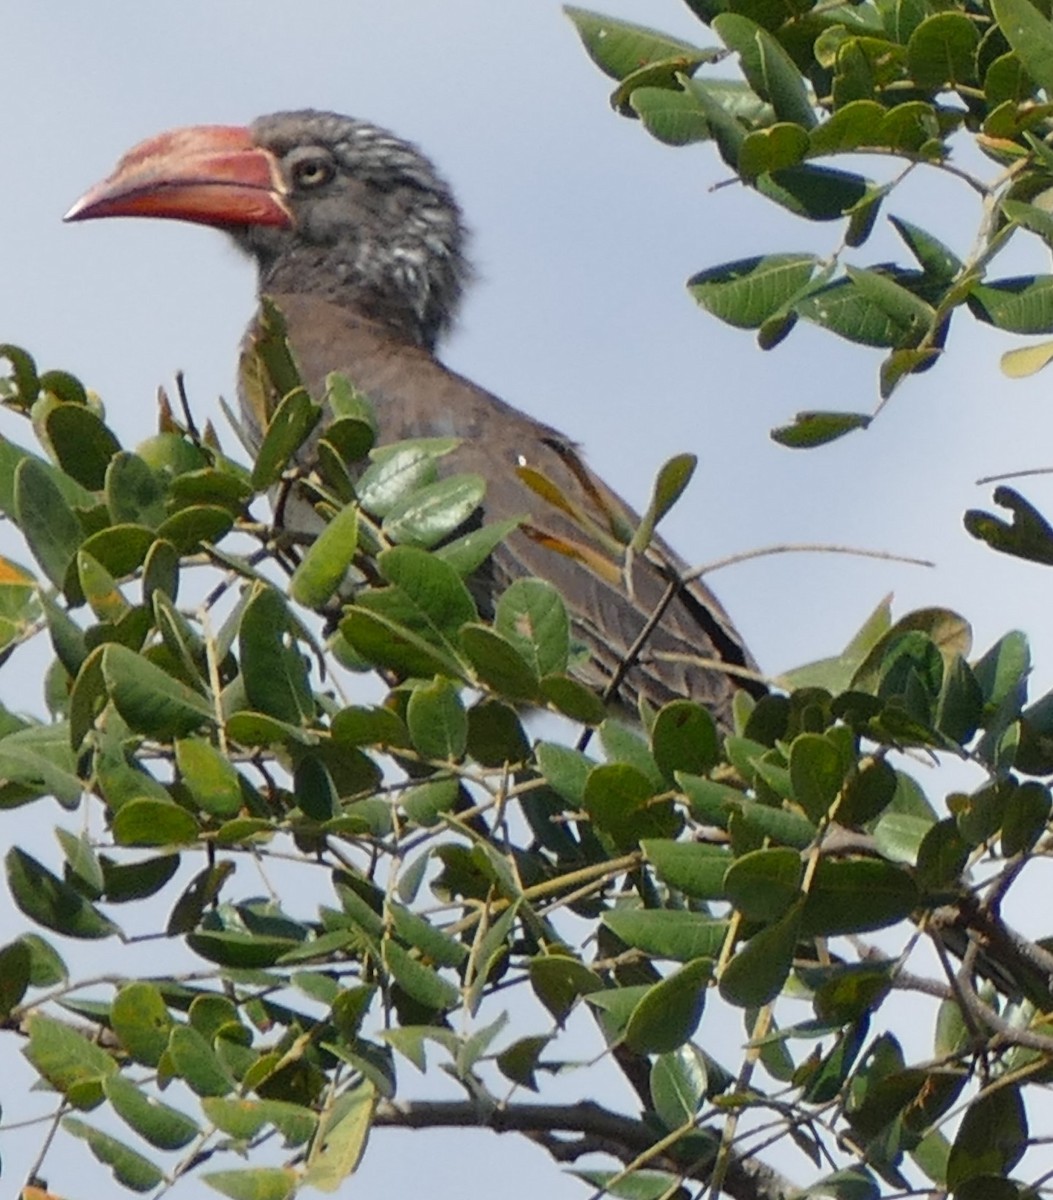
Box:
0, 722, 84, 807
969, 275, 1053, 333
289, 501, 360, 608
382, 473, 485, 548
460, 623, 541, 701
756, 164, 870, 221
808, 100, 885, 154
250, 387, 321, 490
433, 517, 519, 577
62, 1117, 164, 1192
565, 6, 706, 80
156, 503, 235, 553
946, 1084, 1026, 1189
964, 485, 1053, 566
80, 523, 156, 580
632, 454, 697, 552
713, 13, 817, 128
845, 264, 936, 329
377, 545, 478, 642
15, 455, 83, 590
642, 838, 731, 898
771, 410, 872, 447
682, 77, 749, 166
650, 1045, 708, 1129
603, 909, 729, 961
536, 675, 602, 725
239, 584, 313, 725
991, 0, 1053, 95
719, 900, 803, 1006
725, 847, 803, 921
102, 643, 214, 738
583, 762, 680, 851
802, 859, 918, 935
112, 798, 199, 846
103, 1074, 199, 1149
739, 123, 810, 181
0, 938, 31, 1019
205, 1168, 299, 1200
357, 439, 454, 516
497, 1034, 552, 1092
496, 578, 570, 677
24, 1011, 117, 1104
167, 1023, 237, 1096
796, 275, 918, 347
907, 12, 979, 87
7, 848, 118, 939
1001, 780, 1051, 855
689, 254, 820, 329
630, 86, 712, 145
889, 216, 963, 281
406, 677, 468, 760
112, 982, 174, 1066
383, 941, 460, 1011
625, 958, 712, 1053
301, 1083, 374, 1192
340, 606, 466, 681
651, 700, 719, 778
176, 737, 244, 818
789, 733, 845, 821
46, 402, 121, 490
0, 342, 40, 405
529, 954, 603, 1022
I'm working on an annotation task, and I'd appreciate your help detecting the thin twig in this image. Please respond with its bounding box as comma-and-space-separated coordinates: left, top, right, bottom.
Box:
681, 542, 935, 584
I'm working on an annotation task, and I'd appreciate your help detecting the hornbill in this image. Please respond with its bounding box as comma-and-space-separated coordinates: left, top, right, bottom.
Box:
66, 110, 763, 725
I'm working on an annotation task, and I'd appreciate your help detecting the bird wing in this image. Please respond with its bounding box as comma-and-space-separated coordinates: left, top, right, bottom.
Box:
242, 293, 762, 723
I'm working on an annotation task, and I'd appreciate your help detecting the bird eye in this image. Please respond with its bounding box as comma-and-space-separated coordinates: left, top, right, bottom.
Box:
291, 155, 335, 190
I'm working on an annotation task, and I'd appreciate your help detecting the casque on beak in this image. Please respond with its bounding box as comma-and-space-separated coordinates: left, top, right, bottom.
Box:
64, 124, 292, 229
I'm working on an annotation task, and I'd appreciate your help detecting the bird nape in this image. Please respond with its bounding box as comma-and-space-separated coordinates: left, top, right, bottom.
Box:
65, 108, 764, 726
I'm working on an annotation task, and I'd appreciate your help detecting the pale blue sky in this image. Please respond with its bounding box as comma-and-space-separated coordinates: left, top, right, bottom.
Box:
2, 2, 1052, 1196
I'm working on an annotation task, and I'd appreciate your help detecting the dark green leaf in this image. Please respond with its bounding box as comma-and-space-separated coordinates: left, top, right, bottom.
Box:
625, 958, 712, 1054
965, 485, 1053, 565
720, 901, 803, 1006
7, 848, 118, 939
46, 403, 121, 490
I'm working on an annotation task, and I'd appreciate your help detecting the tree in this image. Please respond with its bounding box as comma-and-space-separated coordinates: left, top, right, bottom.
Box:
6, 2, 1053, 1198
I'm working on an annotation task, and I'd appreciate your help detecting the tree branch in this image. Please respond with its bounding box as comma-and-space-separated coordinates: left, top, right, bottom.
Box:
372, 1098, 798, 1200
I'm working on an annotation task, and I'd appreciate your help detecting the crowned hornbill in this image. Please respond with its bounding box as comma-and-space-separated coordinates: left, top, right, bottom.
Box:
66, 110, 763, 724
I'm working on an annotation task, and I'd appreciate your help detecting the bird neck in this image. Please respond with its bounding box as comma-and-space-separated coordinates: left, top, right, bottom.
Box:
238, 224, 467, 352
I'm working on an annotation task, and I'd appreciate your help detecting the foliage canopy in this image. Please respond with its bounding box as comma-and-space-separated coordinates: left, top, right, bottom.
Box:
8, 1, 1053, 1197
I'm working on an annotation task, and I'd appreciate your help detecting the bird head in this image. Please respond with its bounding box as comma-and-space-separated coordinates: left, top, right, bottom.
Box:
66, 109, 470, 349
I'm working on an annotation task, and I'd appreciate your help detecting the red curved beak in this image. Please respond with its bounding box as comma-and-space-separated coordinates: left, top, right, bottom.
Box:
64, 125, 292, 229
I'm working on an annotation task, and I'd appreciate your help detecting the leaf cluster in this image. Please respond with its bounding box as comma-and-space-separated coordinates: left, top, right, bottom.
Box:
1, 329, 1051, 1199
567, 0, 1053, 440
